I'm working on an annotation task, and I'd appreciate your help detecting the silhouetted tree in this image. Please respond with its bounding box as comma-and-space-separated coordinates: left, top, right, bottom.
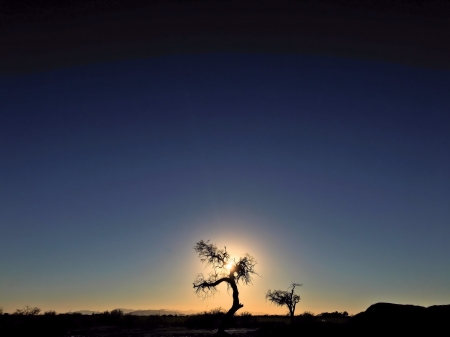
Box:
13, 306, 41, 315
193, 240, 258, 335
266, 283, 301, 323
0, 307, 3, 315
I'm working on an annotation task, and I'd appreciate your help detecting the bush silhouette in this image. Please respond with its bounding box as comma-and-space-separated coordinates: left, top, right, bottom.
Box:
44, 310, 56, 316
13, 306, 41, 316
319, 311, 348, 319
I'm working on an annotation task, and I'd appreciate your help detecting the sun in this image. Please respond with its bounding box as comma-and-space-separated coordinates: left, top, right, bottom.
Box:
225, 262, 233, 271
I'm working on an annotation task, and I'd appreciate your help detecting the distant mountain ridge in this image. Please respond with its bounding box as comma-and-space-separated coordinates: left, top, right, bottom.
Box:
73, 309, 198, 316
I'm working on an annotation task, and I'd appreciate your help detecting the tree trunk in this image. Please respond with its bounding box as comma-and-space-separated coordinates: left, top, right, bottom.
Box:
216, 280, 243, 335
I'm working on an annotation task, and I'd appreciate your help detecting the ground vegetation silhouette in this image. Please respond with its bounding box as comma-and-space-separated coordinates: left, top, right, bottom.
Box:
319, 311, 349, 319
1, 302, 450, 336
266, 283, 301, 323
44, 310, 57, 316
13, 306, 41, 316
193, 239, 258, 335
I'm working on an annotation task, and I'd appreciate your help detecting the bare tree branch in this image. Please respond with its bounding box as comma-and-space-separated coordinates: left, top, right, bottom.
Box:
194, 240, 230, 273
193, 275, 231, 298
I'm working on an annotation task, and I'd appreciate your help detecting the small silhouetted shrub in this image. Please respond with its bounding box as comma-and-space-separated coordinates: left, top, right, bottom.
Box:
319, 311, 348, 318
44, 310, 57, 316
297, 311, 317, 323
13, 306, 41, 316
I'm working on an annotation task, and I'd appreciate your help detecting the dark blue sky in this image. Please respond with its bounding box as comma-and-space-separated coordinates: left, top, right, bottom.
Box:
1, 53, 449, 313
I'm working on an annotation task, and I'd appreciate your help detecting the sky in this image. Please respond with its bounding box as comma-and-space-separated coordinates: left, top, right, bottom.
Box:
1, 0, 450, 316
1, 52, 449, 315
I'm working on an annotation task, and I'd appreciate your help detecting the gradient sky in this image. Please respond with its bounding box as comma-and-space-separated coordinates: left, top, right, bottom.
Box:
1, 52, 450, 315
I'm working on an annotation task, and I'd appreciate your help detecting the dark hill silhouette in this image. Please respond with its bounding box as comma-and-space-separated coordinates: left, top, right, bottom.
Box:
362, 302, 427, 317
427, 304, 450, 318
349, 302, 450, 334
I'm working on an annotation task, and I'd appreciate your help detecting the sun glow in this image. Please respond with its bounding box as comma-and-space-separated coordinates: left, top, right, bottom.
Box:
225, 262, 233, 271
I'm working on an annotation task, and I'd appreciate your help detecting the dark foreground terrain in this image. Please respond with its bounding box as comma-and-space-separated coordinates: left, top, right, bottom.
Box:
1, 303, 449, 337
